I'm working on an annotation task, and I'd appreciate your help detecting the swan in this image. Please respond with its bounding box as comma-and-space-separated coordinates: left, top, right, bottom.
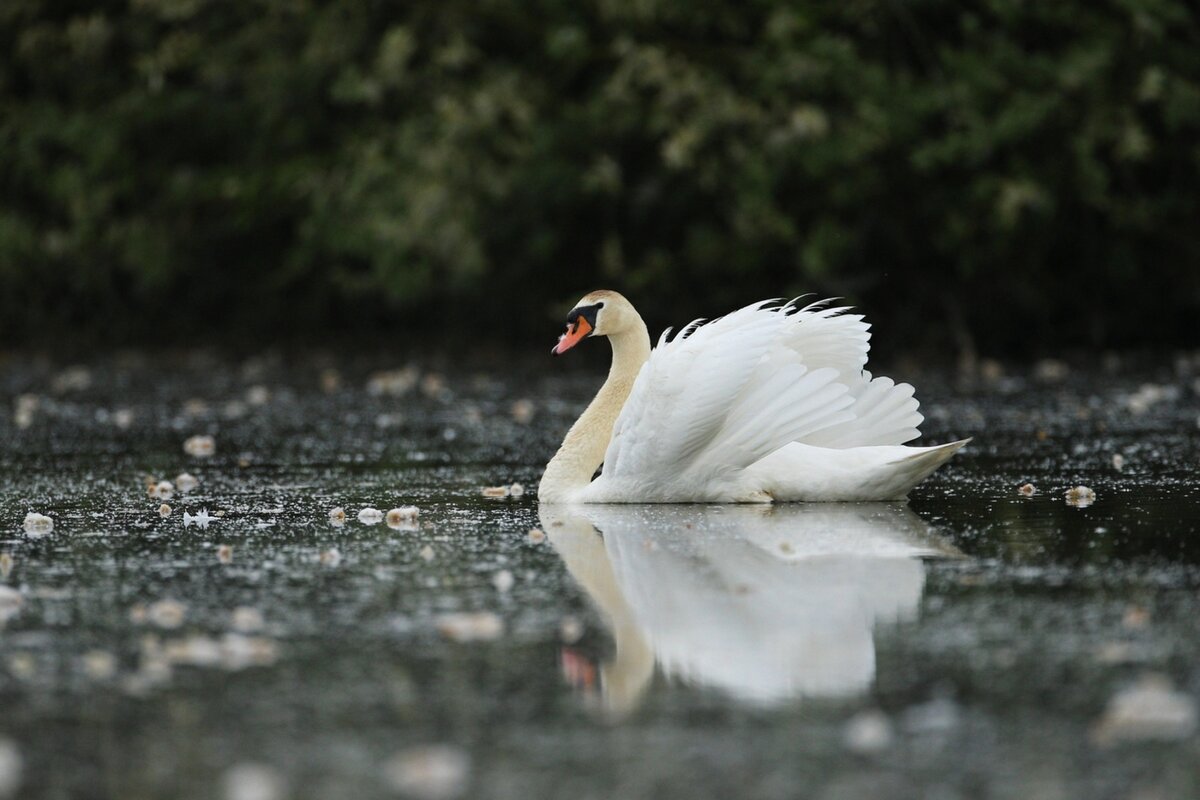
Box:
540, 290, 969, 503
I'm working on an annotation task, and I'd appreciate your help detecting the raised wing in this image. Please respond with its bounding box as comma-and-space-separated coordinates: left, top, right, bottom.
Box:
775, 301, 923, 448
598, 299, 924, 491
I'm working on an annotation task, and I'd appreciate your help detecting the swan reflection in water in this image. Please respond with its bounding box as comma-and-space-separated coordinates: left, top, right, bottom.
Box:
540, 503, 960, 715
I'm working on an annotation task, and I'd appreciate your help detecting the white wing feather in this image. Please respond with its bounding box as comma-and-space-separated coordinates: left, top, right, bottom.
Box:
591, 299, 928, 500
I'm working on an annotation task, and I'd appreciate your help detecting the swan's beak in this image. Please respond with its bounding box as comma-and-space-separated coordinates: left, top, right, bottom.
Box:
552, 316, 593, 355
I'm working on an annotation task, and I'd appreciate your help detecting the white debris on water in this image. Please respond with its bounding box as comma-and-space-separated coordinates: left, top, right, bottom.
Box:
231, 606, 264, 633
150, 631, 278, 673
375, 413, 404, 429
421, 373, 447, 399
217, 544, 233, 564
357, 507, 383, 525
319, 368, 341, 393
509, 398, 535, 424
1095, 641, 1142, 665
22, 512, 53, 536
81, 650, 117, 680
159, 503, 172, 517
383, 745, 470, 800
1111, 453, 1125, 470
491, 570, 515, 593
978, 358, 1004, 383
183, 398, 209, 417
175, 472, 199, 493
900, 696, 961, 734
1122, 605, 1150, 630
151, 480, 174, 500
1033, 358, 1069, 382
843, 709, 895, 754
0, 586, 22, 625
419, 545, 435, 562
387, 506, 421, 530
183, 509, 214, 529
1093, 674, 1197, 745
0, 738, 21, 799
245, 385, 270, 407
147, 599, 187, 629
527, 528, 545, 544
319, 548, 341, 567
51, 365, 92, 394
436, 612, 503, 642
165, 635, 223, 667
223, 400, 248, 420
1126, 383, 1179, 415
367, 367, 418, 397
1065, 486, 1097, 508
7, 654, 35, 681
508, 483, 525, 498
0, 553, 11, 579
223, 763, 286, 800
1018, 483, 1036, 497
13, 394, 38, 429
329, 507, 346, 527
481, 486, 509, 498
219, 634, 279, 670
183, 435, 216, 457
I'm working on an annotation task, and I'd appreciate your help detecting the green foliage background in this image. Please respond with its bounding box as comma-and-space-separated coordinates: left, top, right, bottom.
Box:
1, 0, 1198, 355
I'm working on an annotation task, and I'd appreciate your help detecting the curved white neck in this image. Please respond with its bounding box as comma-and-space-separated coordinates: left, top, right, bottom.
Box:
539, 322, 651, 502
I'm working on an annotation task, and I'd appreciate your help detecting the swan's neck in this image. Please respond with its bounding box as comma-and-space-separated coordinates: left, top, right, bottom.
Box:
539, 323, 651, 502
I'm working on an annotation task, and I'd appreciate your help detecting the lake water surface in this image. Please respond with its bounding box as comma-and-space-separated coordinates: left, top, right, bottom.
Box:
1, 354, 1198, 799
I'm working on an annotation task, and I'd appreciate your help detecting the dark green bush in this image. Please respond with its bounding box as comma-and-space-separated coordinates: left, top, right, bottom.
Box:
1, 0, 1198, 354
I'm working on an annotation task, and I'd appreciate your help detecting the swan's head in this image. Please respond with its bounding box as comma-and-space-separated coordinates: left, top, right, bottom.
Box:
552, 290, 635, 355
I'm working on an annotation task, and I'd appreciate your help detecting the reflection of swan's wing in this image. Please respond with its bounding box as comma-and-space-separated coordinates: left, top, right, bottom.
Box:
578, 504, 945, 705
723, 504, 951, 626
726, 503, 954, 560
605, 530, 878, 702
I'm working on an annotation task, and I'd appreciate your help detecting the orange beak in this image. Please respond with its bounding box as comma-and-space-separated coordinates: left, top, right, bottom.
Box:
552, 316, 593, 355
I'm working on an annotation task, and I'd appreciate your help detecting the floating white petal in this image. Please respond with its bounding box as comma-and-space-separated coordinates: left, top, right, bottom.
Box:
22, 513, 53, 536
383, 745, 470, 800
183, 435, 216, 457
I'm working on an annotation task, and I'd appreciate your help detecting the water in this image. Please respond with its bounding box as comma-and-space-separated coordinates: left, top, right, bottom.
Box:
1, 354, 1199, 799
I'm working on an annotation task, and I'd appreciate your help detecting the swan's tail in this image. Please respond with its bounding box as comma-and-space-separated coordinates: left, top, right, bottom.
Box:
748, 438, 971, 502
885, 438, 972, 498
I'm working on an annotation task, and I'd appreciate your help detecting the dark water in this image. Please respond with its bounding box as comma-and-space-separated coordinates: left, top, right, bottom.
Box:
1, 354, 1199, 799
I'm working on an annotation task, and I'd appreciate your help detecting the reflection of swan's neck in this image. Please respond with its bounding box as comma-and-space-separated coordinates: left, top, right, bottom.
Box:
540, 324, 650, 502
544, 513, 655, 717
602, 612, 656, 718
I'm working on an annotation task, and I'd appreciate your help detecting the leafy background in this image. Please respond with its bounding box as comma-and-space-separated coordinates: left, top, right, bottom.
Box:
1, 0, 1198, 358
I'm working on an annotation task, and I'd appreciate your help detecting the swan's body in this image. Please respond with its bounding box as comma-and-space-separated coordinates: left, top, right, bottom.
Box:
540, 290, 968, 503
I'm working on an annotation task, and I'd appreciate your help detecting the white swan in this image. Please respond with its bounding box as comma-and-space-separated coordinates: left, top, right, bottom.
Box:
542, 503, 959, 713
539, 290, 968, 503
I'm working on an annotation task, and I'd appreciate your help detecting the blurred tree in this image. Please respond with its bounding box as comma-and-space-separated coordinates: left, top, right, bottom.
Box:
0, 0, 1197, 355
